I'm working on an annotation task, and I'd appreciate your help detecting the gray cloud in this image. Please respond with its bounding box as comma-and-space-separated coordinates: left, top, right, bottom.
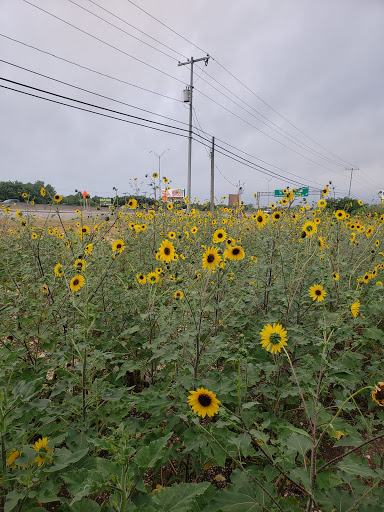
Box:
1, 0, 383, 205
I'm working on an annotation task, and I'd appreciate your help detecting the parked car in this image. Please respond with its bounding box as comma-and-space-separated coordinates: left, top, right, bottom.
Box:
1, 199, 20, 204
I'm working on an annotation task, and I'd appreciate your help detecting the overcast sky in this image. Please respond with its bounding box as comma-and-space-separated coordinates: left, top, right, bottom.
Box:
1, 0, 383, 205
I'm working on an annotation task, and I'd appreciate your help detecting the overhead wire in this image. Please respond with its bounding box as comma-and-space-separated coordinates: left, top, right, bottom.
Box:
1, 82, 371, 201
0, 55, 355, 192
0, 77, 312, 187
0, 59, 190, 128
0, 83, 189, 138
64, 0, 179, 62
212, 59, 357, 168
19, 0, 186, 85
59, 0, 349, 169
85, 0, 188, 60
0, 33, 181, 102
193, 67, 348, 167
124, 0, 208, 55
18, 0, 368, 181
0, 77, 191, 134
120, 0, 361, 170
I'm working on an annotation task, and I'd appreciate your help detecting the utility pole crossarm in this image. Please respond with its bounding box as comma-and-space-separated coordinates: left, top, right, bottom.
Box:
178, 55, 210, 66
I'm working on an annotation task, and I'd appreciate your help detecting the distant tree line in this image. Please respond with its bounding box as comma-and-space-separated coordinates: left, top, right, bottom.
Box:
0, 180, 56, 203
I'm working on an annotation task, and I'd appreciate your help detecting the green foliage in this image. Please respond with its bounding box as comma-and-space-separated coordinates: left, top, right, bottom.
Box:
0, 180, 56, 203
0, 197, 383, 511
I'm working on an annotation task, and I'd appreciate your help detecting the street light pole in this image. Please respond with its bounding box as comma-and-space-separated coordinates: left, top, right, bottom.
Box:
150, 149, 170, 201
262, 177, 273, 206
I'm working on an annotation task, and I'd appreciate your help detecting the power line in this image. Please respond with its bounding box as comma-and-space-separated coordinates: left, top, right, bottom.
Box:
0, 33, 181, 102
215, 164, 237, 188
0, 83, 189, 138
18, 1, 362, 178
64, 0, 179, 62
0, 59, 190, 128
20, 0, 186, 85
194, 88, 341, 174
0, 76, 310, 187
85, 0, 188, 60
212, 59, 357, 168
0, 55, 357, 193
0, 80, 373, 201
0, 77, 190, 133
65, 0, 347, 168
124, 0, 207, 54
193, 66, 347, 168
117, 0, 359, 169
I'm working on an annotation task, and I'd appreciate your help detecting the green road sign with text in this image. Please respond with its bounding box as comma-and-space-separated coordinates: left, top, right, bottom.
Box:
274, 187, 309, 197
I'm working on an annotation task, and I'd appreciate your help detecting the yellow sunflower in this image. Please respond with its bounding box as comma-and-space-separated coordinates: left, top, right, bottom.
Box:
322, 187, 329, 196
33, 437, 51, 467
168, 231, 176, 239
213, 228, 227, 243
309, 284, 326, 302
112, 239, 125, 253
152, 172, 159, 178
254, 210, 267, 228
147, 272, 160, 284
53, 194, 62, 203
188, 388, 220, 418
350, 300, 360, 318
158, 239, 176, 263
332, 272, 339, 281
372, 382, 384, 407
174, 290, 184, 300
260, 323, 288, 354
302, 221, 317, 237
136, 273, 146, 285
128, 198, 137, 209
85, 243, 93, 255
7, 449, 20, 468
225, 245, 245, 261
272, 211, 282, 221
318, 199, 326, 208
74, 259, 86, 272
40, 187, 46, 197
70, 275, 85, 292
334, 210, 346, 220
54, 263, 63, 277
202, 246, 222, 271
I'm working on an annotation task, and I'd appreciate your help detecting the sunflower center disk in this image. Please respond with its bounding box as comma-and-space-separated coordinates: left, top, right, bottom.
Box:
198, 394, 212, 407
207, 254, 215, 263
270, 333, 281, 345
164, 248, 170, 255
232, 248, 240, 255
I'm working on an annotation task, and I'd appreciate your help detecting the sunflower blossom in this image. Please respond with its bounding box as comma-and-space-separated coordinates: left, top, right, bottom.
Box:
188, 388, 220, 418
260, 323, 288, 354
350, 301, 360, 318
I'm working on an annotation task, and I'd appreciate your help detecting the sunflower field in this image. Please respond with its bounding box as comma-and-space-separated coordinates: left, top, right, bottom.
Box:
0, 192, 383, 512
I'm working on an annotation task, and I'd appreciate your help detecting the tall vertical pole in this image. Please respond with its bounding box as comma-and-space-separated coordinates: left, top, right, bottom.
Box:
346, 167, 359, 197
187, 57, 194, 211
210, 136, 215, 214
178, 55, 210, 212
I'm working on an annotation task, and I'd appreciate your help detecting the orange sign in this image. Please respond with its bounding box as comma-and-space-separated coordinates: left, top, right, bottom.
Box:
82, 190, 88, 198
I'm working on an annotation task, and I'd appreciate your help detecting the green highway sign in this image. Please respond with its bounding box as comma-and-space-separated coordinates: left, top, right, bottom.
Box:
99, 198, 112, 206
274, 187, 309, 198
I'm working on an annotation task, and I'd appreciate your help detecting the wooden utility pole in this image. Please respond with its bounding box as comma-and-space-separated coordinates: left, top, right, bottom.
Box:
178, 55, 210, 211
346, 167, 359, 197
210, 136, 215, 214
